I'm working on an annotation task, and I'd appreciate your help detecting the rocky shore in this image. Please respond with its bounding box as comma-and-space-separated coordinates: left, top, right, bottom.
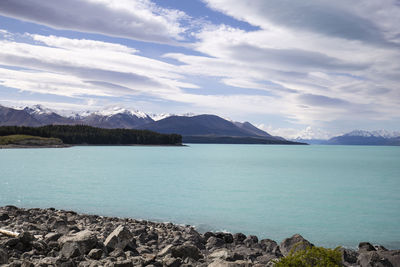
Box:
0, 206, 399, 267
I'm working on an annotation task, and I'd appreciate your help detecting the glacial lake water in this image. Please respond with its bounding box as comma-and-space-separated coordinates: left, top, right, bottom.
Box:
1, 144, 399, 249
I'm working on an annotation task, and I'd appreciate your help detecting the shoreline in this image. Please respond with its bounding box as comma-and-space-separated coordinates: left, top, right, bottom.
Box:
1, 206, 398, 266
0, 144, 186, 149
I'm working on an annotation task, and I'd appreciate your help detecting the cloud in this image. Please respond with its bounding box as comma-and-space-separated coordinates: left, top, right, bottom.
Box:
203, 0, 400, 46
298, 94, 349, 107
0, 0, 189, 44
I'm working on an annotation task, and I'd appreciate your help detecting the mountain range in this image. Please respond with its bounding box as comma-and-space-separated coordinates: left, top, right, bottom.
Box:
293, 130, 400, 146
0, 104, 300, 144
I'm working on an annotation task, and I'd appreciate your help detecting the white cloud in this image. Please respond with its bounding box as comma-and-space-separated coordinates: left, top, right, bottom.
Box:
0, 0, 190, 44
258, 125, 334, 140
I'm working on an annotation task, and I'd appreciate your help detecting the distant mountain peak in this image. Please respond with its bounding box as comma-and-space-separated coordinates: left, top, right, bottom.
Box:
345, 129, 400, 138
93, 106, 149, 119
20, 104, 55, 115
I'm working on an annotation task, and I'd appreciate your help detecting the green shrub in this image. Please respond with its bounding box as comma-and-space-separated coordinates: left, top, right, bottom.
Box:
274, 245, 342, 267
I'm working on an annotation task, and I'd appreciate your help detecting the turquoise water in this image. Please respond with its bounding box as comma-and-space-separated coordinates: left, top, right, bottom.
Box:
1, 144, 399, 249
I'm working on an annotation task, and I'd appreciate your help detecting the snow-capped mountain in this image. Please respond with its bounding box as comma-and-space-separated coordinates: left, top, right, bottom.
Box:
19, 104, 74, 125
327, 130, 400, 146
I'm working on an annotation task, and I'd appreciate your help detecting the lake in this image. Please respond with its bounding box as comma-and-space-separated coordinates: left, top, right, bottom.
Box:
1, 144, 399, 249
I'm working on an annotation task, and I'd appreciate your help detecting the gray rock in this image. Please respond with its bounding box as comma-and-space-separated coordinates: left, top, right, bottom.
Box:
0, 213, 10, 221
0, 248, 8, 264
260, 239, 281, 256
18, 232, 34, 246
88, 249, 103, 260
206, 237, 225, 250
20, 260, 34, 267
359, 242, 377, 252
44, 232, 62, 242
341, 248, 358, 265
163, 254, 182, 267
358, 251, 393, 267
59, 230, 98, 255
208, 259, 252, 267
233, 233, 246, 244
158, 244, 174, 257
170, 244, 203, 260
279, 234, 313, 256
209, 248, 244, 262
104, 226, 133, 251
61, 242, 81, 259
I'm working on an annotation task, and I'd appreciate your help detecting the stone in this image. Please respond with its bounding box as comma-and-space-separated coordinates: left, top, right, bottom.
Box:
18, 232, 34, 245
158, 244, 174, 257
203, 232, 215, 241
233, 233, 246, 244
104, 226, 133, 251
209, 248, 244, 262
170, 244, 203, 260
358, 242, 376, 252
260, 239, 282, 256
163, 254, 182, 267
279, 234, 313, 256
21, 260, 34, 267
357, 251, 393, 267
208, 259, 252, 267
0, 248, 8, 264
0, 213, 10, 221
206, 237, 225, 250
341, 248, 358, 265
61, 242, 82, 259
243, 236, 258, 247
88, 248, 103, 260
59, 230, 98, 255
44, 232, 62, 242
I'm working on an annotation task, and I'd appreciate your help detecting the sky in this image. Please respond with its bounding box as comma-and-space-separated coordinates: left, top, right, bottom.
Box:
0, 0, 399, 139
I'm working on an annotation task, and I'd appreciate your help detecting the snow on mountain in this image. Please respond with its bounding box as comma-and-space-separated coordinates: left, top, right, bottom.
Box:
17, 104, 55, 115
149, 112, 197, 121
93, 106, 149, 119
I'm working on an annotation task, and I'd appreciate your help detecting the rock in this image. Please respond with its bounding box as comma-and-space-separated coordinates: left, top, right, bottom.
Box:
111, 260, 133, 267
256, 254, 279, 264
59, 230, 98, 255
21, 260, 34, 267
104, 226, 133, 251
279, 234, 313, 256
209, 248, 244, 262
203, 232, 215, 241
260, 239, 281, 256
18, 232, 34, 245
233, 233, 246, 244
206, 237, 225, 250
88, 248, 103, 260
243, 236, 258, 247
44, 232, 62, 242
61, 242, 82, 259
158, 244, 174, 257
233, 246, 262, 261
359, 242, 376, 252
375, 245, 389, 251
163, 254, 182, 267
0, 248, 8, 264
341, 248, 358, 265
170, 244, 203, 260
208, 259, 252, 267
357, 251, 393, 267
0, 213, 10, 221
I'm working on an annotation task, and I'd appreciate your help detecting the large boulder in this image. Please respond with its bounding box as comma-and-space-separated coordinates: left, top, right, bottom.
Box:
104, 225, 134, 251
58, 230, 98, 255
279, 234, 313, 256
170, 244, 203, 260
358, 242, 376, 253
260, 239, 281, 256
206, 236, 225, 250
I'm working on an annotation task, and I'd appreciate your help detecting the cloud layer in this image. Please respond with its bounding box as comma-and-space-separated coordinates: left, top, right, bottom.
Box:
0, 0, 400, 137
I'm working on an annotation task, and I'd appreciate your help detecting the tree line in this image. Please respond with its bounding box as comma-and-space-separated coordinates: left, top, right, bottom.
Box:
0, 125, 182, 145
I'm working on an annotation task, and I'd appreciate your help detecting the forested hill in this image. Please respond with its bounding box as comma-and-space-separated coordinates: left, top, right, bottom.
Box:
0, 125, 182, 145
